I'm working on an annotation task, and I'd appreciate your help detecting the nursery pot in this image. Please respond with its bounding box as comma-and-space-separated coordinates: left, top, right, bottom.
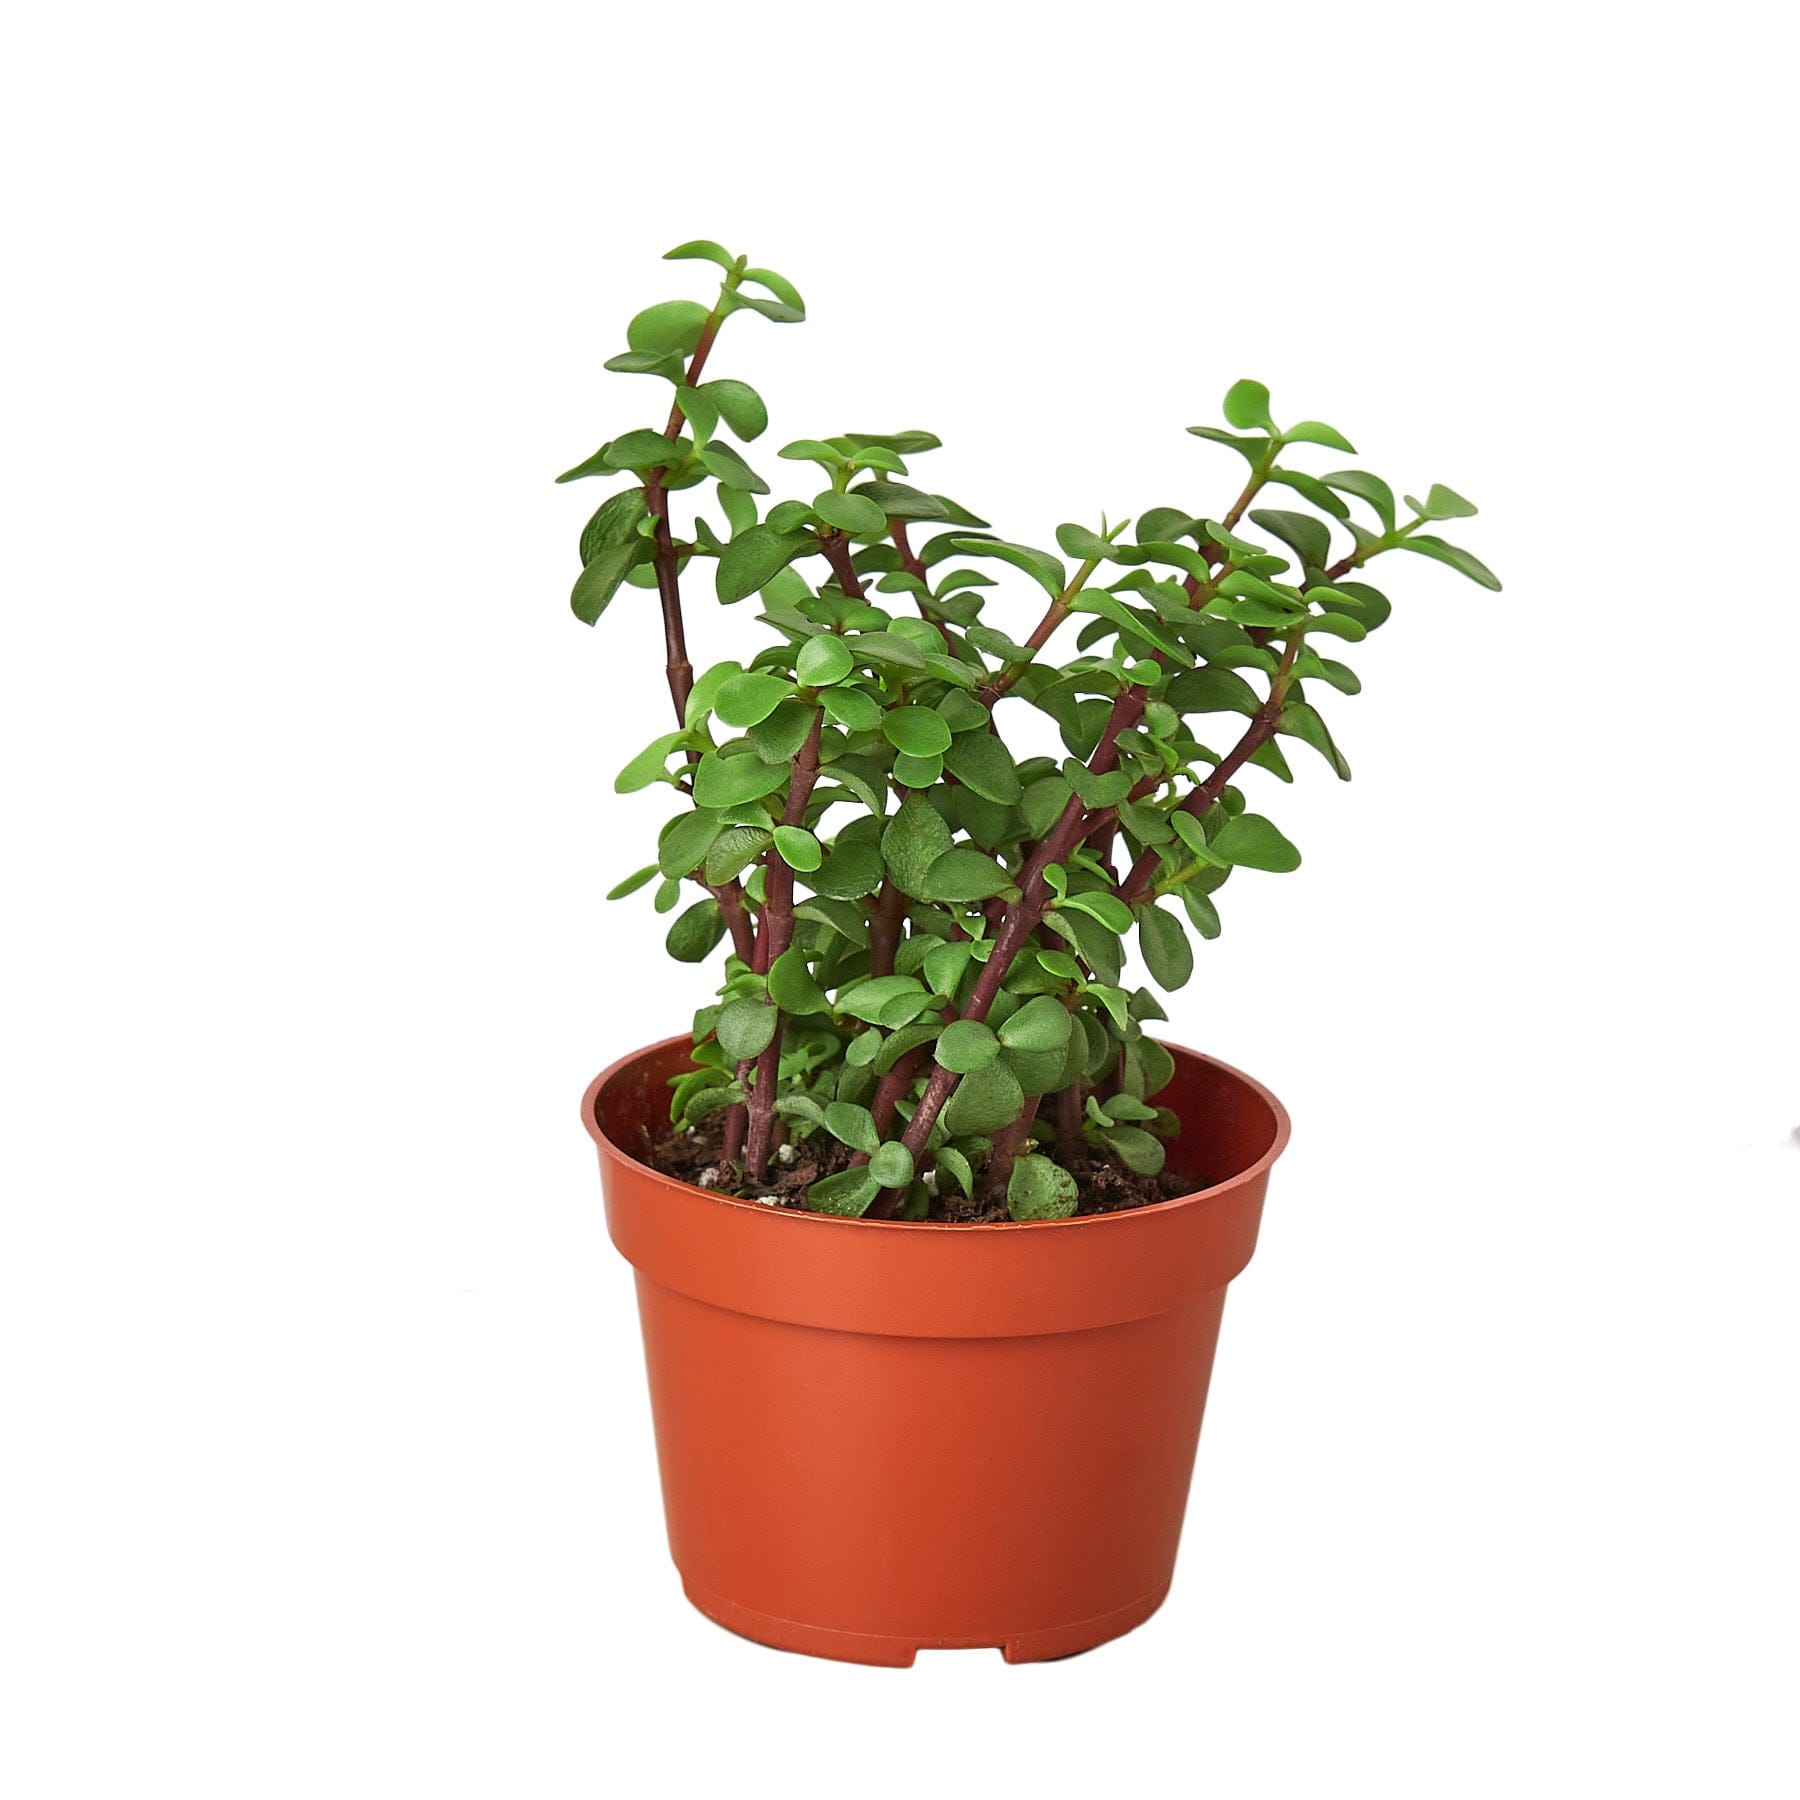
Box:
583, 1035, 1289, 1666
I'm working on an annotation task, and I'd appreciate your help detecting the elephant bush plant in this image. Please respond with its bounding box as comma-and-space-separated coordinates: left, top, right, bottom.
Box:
561, 239, 1497, 1222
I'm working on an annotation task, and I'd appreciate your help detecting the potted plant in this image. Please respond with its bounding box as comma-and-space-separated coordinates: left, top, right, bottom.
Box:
568, 239, 1497, 1665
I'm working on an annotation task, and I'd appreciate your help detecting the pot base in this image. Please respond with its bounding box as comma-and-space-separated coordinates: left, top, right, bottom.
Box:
681, 1575, 1170, 1667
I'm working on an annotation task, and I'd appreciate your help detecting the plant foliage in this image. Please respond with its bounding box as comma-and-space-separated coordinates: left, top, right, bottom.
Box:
564, 241, 1496, 1221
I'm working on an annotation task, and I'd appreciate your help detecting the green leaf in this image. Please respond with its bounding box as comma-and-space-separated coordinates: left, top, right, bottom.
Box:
1186, 425, 1269, 466
810, 839, 884, 900
1212, 812, 1301, 872
1322, 470, 1397, 532
681, 1080, 744, 1125
767, 946, 827, 1014
942, 732, 1022, 805
1178, 887, 1222, 938
699, 378, 768, 441
699, 441, 768, 494
704, 824, 772, 885
571, 489, 653, 624
776, 1093, 828, 1128
747, 699, 815, 762
936, 1019, 1000, 1073
1395, 534, 1501, 590
923, 938, 974, 998
796, 635, 854, 687
854, 480, 949, 522
1284, 420, 1356, 452
844, 630, 929, 673
606, 863, 660, 900
669, 818, 737, 891
882, 793, 953, 897
778, 438, 846, 467
804, 1166, 880, 1216
812, 489, 887, 536
876, 1021, 940, 1073
1266, 467, 1351, 518
821, 685, 882, 732
578, 486, 649, 564
1070, 593, 1187, 661
1056, 522, 1111, 559
998, 994, 1074, 1055
674, 386, 717, 441
1105, 1124, 1166, 1176
665, 899, 726, 962
727, 290, 803, 325
1222, 378, 1276, 433
1249, 507, 1331, 570
717, 525, 808, 603
921, 846, 1012, 903
1007, 1155, 1079, 1222
882, 706, 953, 759
717, 998, 778, 1063
1167, 665, 1261, 717
824, 1101, 881, 1154
870, 1142, 914, 1188
1279, 701, 1352, 780
1046, 907, 1124, 986
1061, 760, 1132, 810
839, 975, 928, 1024
948, 536, 1066, 600
627, 300, 710, 359
943, 1058, 1026, 1137
692, 750, 788, 808
601, 350, 683, 381
663, 239, 734, 268
843, 429, 941, 455
1411, 482, 1479, 521
740, 266, 805, 311
892, 752, 942, 788
773, 824, 822, 871
717, 485, 758, 538
1020, 774, 1074, 837
1060, 889, 1133, 934
614, 730, 686, 793
715, 671, 793, 726
1136, 904, 1194, 990
936, 1146, 974, 1200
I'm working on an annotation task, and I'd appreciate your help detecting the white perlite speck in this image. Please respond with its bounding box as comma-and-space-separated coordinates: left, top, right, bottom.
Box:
696, 1167, 721, 1188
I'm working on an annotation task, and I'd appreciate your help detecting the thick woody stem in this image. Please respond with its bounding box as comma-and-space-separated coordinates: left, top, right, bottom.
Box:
869, 881, 906, 977
980, 1097, 1043, 1204
818, 530, 866, 599
1056, 1082, 1084, 1163
715, 880, 755, 964
743, 712, 824, 1181
644, 481, 695, 724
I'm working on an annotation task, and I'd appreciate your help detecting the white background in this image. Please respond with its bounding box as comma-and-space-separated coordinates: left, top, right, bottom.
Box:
4, 2, 1795, 1794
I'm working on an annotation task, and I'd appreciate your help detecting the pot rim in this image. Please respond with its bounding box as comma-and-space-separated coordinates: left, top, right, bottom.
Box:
582, 1033, 1290, 1233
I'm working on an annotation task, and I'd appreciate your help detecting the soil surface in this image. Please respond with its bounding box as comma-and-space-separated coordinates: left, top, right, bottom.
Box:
642, 1114, 1189, 1222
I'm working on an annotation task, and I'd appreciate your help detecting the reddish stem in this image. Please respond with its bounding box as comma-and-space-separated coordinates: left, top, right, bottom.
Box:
1115, 634, 1302, 908
869, 881, 906, 978
899, 691, 1145, 1157
743, 712, 824, 1181
1056, 1082, 1084, 1163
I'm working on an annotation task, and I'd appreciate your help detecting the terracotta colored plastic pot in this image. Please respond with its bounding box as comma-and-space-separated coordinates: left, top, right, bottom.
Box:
583, 1035, 1288, 1666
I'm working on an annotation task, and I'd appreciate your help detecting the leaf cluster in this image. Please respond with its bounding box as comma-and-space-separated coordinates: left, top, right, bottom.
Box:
570, 245, 1497, 1219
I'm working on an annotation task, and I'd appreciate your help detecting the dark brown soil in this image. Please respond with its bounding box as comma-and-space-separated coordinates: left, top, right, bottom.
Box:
642, 1114, 1188, 1222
